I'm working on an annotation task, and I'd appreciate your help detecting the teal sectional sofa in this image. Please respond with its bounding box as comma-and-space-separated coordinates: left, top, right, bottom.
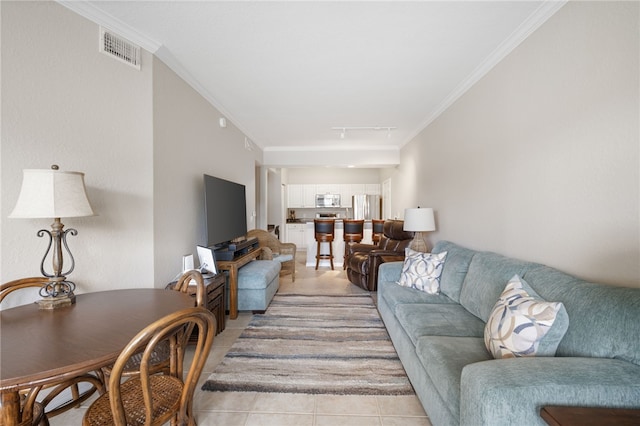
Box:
377, 241, 640, 426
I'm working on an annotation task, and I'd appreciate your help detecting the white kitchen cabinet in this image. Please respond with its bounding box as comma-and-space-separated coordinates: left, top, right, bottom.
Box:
364, 184, 381, 195
350, 184, 366, 196
316, 184, 340, 195
340, 184, 354, 208
287, 184, 304, 208
285, 223, 307, 250
287, 183, 381, 208
302, 185, 317, 207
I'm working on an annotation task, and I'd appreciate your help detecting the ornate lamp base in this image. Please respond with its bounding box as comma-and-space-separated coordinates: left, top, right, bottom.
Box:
38, 293, 76, 310
37, 279, 77, 310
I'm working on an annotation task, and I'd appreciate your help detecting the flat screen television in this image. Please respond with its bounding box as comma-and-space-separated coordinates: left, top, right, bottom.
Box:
204, 174, 247, 247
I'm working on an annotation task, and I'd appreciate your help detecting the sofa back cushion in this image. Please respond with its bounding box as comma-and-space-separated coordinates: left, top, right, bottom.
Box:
459, 251, 540, 322
522, 266, 640, 366
431, 241, 476, 303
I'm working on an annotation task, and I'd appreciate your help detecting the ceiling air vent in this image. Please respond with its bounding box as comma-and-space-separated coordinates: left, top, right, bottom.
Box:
99, 27, 140, 70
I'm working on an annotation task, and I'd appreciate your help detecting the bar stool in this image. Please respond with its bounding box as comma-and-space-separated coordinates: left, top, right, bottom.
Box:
343, 219, 364, 269
314, 219, 335, 270
372, 219, 385, 245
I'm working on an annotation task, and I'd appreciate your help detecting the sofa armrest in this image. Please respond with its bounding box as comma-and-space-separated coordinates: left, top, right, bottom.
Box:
278, 242, 296, 256
377, 262, 404, 283
366, 252, 405, 291
348, 243, 377, 256
369, 250, 405, 259
460, 357, 640, 426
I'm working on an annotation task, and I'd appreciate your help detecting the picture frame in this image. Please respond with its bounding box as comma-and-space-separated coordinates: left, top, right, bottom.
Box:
182, 254, 194, 273
196, 245, 217, 275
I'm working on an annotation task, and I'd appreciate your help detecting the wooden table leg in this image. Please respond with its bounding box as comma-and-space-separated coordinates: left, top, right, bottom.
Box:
228, 266, 239, 320
1, 391, 21, 426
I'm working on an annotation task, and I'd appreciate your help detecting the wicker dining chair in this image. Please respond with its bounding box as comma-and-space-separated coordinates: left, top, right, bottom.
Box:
16, 394, 48, 426
101, 270, 206, 382
1, 278, 104, 423
82, 306, 215, 426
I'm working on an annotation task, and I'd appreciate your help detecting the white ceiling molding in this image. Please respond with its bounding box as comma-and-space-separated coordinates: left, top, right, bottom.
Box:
56, 1, 162, 54
400, 0, 568, 147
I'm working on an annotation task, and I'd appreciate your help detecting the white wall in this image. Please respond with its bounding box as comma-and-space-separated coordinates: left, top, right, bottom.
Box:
286, 167, 382, 184
390, 1, 639, 287
1, 1, 260, 290
1, 1, 154, 293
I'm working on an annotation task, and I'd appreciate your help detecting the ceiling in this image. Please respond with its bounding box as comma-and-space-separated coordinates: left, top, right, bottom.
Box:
60, 1, 564, 166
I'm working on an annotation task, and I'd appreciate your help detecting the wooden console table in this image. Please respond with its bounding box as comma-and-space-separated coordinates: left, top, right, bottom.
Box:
541, 405, 640, 425
217, 247, 262, 319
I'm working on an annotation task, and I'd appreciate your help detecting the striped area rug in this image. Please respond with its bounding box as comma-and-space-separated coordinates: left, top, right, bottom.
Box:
202, 294, 414, 395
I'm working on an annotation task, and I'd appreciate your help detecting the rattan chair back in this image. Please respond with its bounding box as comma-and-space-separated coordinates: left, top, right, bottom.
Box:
83, 307, 215, 426
103, 270, 205, 382
0, 277, 48, 307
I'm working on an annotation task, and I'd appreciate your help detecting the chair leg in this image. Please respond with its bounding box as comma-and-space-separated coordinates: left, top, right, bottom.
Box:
329, 242, 334, 270
315, 241, 320, 270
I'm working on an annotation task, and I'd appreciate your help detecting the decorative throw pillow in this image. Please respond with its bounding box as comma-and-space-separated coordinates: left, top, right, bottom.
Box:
259, 246, 273, 260
397, 249, 447, 294
484, 275, 569, 359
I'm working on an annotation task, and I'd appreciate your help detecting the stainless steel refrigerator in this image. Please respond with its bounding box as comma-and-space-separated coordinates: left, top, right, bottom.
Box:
352, 195, 381, 220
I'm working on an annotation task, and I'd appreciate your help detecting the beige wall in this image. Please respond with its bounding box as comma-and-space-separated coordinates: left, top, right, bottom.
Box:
1, 1, 259, 291
1, 1, 154, 293
391, 1, 639, 287
152, 57, 260, 283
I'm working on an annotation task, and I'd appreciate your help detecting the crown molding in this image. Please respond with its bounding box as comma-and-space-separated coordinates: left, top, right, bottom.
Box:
56, 1, 161, 53
55, 0, 258, 147
401, 0, 568, 147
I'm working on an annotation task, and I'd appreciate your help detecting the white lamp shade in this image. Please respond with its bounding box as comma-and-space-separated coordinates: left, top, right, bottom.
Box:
403, 208, 435, 232
10, 169, 95, 219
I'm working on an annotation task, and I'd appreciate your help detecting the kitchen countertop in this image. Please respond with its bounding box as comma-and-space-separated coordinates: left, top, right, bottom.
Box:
287, 218, 373, 223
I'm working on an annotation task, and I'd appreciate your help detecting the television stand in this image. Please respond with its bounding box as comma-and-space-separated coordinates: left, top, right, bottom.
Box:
214, 237, 259, 261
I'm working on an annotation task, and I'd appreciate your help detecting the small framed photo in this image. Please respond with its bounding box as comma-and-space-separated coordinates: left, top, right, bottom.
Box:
196, 245, 217, 275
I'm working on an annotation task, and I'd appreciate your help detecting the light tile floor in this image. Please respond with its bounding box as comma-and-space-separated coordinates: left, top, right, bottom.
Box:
50, 253, 431, 425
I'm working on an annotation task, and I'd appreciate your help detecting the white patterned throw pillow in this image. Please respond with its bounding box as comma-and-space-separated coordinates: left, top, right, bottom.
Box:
484, 275, 565, 359
397, 249, 447, 294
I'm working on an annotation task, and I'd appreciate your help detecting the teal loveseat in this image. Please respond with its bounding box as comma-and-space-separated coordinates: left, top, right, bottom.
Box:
377, 241, 640, 426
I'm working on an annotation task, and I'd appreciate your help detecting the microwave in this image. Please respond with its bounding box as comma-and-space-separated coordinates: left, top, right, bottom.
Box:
315, 194, 341, 207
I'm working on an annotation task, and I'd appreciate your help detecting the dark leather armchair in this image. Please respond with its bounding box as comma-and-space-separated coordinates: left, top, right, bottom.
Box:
346, 220, 414, 291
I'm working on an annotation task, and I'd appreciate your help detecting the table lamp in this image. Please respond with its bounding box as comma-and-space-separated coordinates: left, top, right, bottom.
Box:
9, 165, 95, 309
403, 207, 436, 252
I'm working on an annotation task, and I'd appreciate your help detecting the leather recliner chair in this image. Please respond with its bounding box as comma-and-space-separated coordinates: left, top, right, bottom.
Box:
346, 220, 414, 291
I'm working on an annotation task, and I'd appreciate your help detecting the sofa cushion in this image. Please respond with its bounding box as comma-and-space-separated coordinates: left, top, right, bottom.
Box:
416, 336, 492, 423
484, 275, 568, 358
396, 304, 486, 345
459, 251, 540, 322
379, 277, 457, 315
523, 266, 640, 366
237, 260, 281, 290
397, 249, 447, 294
431, 241, 476, 303
272, 254, 294, 263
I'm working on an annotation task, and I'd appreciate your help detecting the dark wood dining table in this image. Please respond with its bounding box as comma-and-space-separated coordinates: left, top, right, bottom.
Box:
0, 289, 195, 425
